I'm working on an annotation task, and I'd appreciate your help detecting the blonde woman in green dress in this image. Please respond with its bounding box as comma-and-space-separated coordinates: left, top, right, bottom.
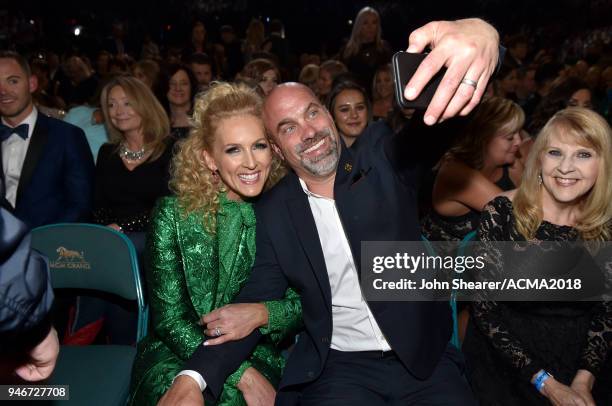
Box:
128, 82, 301, 406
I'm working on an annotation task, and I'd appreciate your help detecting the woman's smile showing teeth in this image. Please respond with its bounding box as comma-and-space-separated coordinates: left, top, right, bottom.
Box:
238, 172, 261, 184
555, 177, 578, 186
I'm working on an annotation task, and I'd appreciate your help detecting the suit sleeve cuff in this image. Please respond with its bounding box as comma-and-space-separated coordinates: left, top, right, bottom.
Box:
175, 370, 207, 392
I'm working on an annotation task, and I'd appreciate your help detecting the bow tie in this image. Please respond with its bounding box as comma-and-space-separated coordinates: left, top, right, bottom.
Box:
0, 123, 29, 142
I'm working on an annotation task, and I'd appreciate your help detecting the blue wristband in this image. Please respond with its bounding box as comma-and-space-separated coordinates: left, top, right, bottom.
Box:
533, 370, 552, 392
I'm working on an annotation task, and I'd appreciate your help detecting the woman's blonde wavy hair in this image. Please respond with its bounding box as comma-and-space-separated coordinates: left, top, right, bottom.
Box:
170, 81, 285, 231
513, 107, 612, 241
100, 75, 170, 161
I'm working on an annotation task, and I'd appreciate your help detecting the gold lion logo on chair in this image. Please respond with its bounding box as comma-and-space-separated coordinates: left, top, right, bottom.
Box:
56, 246, 85, 262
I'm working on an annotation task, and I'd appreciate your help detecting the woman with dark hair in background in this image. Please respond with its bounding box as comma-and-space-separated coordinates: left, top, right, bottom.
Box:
339, 7, 392, 89
422, 97, 525, 242
161, 64, 199, 139
326, 78, 371, 148
239, 58, 280, 96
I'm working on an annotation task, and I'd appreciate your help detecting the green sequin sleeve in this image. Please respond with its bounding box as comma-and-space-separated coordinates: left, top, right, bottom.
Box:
224, 360, 253, 388
260, 288, 302, 343
147, 198, 204, 360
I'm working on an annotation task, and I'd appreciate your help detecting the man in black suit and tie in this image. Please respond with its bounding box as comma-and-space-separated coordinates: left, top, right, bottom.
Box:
160, 18, 500, 405
0, 51, 94, 229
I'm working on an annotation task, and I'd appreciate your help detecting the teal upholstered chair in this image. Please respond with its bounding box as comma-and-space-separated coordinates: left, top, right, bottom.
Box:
31, 223, 148, 406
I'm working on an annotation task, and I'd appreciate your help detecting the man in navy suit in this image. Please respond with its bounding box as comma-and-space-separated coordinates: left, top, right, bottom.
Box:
160, 18, 500, 406
0, 51, 94, 229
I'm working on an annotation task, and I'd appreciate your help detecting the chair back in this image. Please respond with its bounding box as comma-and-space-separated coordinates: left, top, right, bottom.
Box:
31, 223, 147, 341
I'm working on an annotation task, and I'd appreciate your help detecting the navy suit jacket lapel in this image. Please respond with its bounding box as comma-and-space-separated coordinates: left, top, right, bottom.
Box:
16, 115, 48, 206
284, 174, 332, 308
334, 141, 372, 277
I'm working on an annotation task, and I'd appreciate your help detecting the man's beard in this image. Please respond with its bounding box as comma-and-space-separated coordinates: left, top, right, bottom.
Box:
295, 128, 339, 177
0, 96, 31, 120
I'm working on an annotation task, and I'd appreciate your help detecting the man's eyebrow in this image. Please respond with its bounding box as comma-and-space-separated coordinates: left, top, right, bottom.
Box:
275, 102, 320, 133
276, 118, 295, 133
305, 102, 320, 112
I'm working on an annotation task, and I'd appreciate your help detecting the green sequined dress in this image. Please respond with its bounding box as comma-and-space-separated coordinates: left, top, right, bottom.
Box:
128, 194, 302, 406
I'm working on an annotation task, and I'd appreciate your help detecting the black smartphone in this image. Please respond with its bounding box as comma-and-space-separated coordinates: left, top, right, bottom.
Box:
392, 51, 446, 110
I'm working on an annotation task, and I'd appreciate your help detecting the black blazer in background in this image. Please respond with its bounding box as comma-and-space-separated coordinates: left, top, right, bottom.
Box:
5, 113, 95, 229
185, 121, 452, 404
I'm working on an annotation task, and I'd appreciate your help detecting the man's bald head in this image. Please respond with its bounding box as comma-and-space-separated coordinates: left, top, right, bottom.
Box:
263, 82, 317, 134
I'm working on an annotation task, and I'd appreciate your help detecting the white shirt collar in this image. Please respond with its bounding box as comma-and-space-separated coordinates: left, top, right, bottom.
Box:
298, 177, 332, 200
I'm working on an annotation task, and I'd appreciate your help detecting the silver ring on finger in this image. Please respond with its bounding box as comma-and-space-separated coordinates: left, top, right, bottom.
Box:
460, 78, 478, 88
214, 327, 222, 337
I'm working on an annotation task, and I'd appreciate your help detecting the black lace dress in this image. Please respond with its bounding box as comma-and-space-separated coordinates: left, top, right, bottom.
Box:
463, 196, 612, 405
